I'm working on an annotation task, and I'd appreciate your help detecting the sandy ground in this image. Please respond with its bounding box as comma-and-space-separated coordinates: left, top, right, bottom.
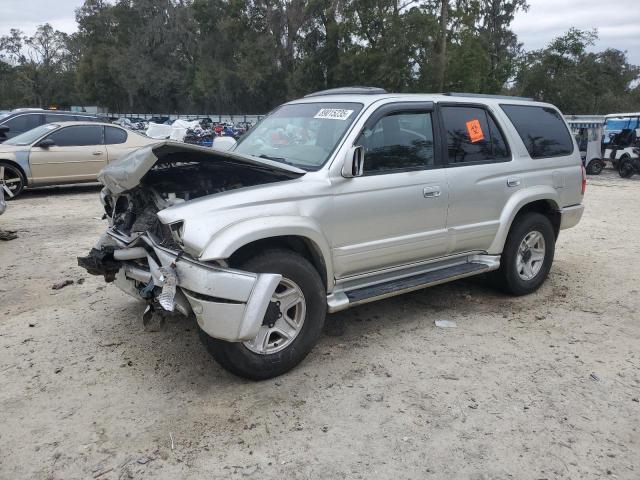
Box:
0, 170, 639, 480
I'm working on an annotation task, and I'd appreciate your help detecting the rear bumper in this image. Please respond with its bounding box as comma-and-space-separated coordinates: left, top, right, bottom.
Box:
96, 230, 280, 342
559, 204, 584, 230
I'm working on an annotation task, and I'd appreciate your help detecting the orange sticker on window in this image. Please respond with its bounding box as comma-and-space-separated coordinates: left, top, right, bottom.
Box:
466, 119, 485, 143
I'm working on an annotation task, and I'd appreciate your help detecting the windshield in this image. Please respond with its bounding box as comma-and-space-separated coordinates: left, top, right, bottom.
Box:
232, 102, 363, 170
603, 116, 640, 144
3, 124, 59, 146
0, 112, 9, 121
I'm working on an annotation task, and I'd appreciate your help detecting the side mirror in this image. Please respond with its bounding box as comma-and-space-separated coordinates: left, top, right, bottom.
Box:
38, 138, 55, 149
0, 125, 9, 135
341, 146, 364, 178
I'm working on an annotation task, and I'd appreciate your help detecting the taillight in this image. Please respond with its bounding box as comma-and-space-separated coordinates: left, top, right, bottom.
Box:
581, 165, 587, 195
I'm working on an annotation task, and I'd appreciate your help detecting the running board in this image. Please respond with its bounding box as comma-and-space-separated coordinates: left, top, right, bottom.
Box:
327, 261, 491, 312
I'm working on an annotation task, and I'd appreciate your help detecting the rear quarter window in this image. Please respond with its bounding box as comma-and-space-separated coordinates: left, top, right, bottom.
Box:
500, 105, 574, 159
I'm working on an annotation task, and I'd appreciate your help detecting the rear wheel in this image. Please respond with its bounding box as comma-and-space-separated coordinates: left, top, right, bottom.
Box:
585, 159, 604, 175
0, 162, 26, 199
619, 157, 635, 178
492, 213, 555, 296
199, 249, 326, 380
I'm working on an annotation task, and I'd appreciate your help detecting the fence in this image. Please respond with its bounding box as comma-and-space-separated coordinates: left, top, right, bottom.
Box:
109, 113, 264, 124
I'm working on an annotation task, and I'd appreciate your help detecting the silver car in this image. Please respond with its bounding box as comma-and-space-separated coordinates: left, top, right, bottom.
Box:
79, 87, 586, 379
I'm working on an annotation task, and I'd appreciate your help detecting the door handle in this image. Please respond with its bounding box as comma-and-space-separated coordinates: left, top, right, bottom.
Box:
92, 152, 103, 156
423, 186, 441, 198
507, 177, 521, 187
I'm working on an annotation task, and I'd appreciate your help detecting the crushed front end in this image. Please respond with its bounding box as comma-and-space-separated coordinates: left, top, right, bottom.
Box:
77, 143, 303, 342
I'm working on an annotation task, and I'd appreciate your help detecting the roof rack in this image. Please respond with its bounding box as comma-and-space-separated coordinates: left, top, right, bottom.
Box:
444, 92, 534, 102
304, 86, 388, 98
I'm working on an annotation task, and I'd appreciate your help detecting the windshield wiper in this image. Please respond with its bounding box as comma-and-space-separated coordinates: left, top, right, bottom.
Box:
258, 154, 289, 163
257, 154, 306, 170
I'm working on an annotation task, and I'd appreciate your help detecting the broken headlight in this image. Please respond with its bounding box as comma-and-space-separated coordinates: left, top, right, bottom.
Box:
169, 221, 184, 245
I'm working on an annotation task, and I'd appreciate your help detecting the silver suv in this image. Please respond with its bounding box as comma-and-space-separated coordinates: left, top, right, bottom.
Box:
79, 87, 585, 379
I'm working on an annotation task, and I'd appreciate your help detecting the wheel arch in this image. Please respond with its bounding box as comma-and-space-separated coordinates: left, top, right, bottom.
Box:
489, 189, 561, 254
0, 158, 28, 181
229, 235, 329, 291
198, 216, 334, 291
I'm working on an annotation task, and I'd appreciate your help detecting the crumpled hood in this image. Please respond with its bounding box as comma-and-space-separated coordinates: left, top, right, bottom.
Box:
98, 141, 306, 194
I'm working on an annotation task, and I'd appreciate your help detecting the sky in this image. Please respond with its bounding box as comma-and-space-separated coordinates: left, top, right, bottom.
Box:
1, 0, 639, 64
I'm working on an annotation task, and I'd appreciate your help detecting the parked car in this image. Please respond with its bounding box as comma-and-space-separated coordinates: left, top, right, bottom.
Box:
78, 87, 585, 379
0, 122, 157, 198
0, 110, 102, 143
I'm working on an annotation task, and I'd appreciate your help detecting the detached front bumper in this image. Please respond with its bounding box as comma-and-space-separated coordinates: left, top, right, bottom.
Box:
80, 230, 281, 342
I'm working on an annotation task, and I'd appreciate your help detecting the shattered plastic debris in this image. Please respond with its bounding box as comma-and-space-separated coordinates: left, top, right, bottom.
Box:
0, 229, 18, 241
435, 319, 457, 328
52, 279, 74, 290
158, 266, 178, 312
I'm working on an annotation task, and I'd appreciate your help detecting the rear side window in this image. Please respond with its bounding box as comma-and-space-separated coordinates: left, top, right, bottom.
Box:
4, 114, 41, 133
441, 106, 510, 164
500, 105, 574, 158
105, 126, 128, 145
47, 126, 103, 146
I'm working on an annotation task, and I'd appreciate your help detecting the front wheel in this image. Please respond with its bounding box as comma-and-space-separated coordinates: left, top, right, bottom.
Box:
199, 249, 326, 380
492, 213, 556, 296
0, 162, 26, 199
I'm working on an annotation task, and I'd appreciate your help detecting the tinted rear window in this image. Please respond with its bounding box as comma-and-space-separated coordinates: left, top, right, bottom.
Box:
105, 126, 128, 144
500, 105, 574, 159
441, 106, 510, 164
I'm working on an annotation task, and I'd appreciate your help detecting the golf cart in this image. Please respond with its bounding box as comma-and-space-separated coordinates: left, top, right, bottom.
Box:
602, 113, 640, 171
566, 116, 605, 174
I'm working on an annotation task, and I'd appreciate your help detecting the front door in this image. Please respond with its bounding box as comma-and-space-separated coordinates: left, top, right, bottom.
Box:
29, 125, 107, 185
329, 105, 449, 278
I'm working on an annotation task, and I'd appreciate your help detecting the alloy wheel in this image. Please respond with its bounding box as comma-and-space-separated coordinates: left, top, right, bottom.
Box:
516, 231, 546, 281
0, 165, 23, 198
244, 277, 307, 355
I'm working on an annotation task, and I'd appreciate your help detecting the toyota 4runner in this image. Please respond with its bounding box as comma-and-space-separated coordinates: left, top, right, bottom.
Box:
78, 87, 585, 379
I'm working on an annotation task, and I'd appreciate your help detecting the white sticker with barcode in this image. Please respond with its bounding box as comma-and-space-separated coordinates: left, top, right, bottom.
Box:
314, 108, 354, 121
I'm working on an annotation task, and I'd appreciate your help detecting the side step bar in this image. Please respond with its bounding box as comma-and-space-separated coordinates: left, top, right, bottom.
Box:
328, 261, 492, 312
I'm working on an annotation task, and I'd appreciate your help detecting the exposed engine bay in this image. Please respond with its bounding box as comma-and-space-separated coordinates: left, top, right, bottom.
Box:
102, 148, 300, 246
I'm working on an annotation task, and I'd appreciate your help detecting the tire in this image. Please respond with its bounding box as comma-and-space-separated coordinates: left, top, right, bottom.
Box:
492, 213, 555, 296
199, 249, 327, 380
585, 159, 603, 175
0, 162, 26, 199
619, 158, 635, 178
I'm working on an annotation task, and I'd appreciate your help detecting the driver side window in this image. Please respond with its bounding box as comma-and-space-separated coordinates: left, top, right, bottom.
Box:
356, 112, 434, 174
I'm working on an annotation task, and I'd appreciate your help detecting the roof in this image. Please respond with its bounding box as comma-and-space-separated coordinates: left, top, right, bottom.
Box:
49, 121, 116, 127
288, 92, 556, 110
3, 109, 99, 117
604, 112, 640, 119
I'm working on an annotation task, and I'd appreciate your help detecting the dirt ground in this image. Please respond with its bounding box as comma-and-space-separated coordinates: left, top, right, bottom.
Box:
1, 169, 639, 480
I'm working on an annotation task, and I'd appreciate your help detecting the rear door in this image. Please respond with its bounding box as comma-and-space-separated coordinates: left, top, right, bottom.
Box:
29, 125, 107, 184
438, 103, 513, 254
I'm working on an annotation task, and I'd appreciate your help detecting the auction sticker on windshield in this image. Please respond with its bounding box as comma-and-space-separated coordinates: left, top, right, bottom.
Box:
314, 109, 354, 121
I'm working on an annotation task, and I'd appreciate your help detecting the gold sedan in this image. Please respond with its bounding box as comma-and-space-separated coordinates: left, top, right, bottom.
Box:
0, 122, 158, 198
